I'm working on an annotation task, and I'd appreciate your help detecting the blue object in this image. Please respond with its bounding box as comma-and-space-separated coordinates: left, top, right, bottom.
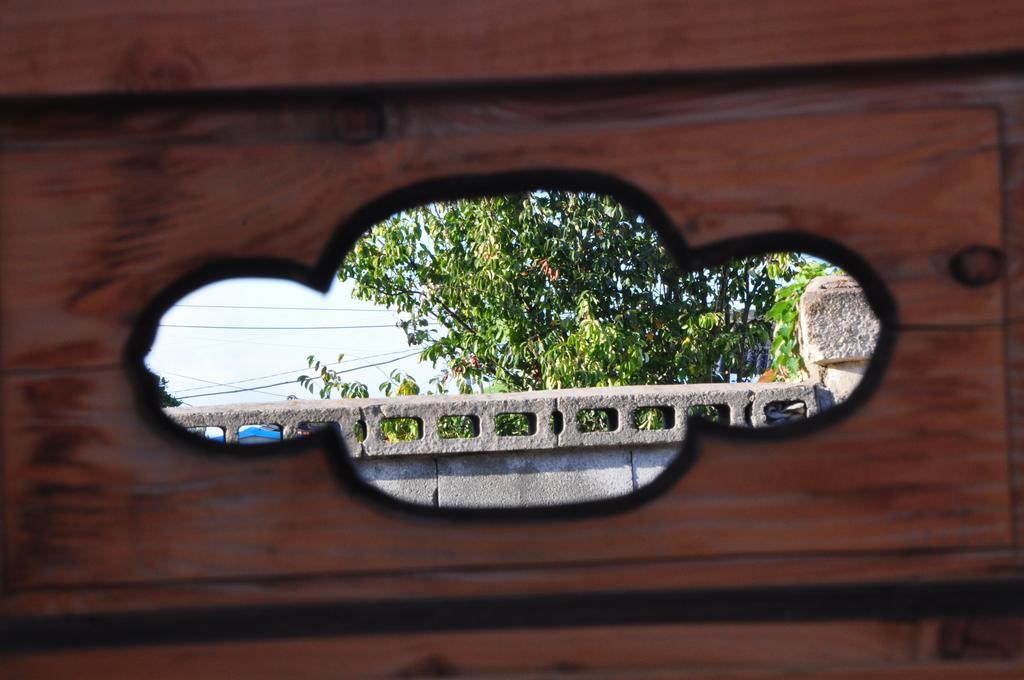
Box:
238, 425, 282, 444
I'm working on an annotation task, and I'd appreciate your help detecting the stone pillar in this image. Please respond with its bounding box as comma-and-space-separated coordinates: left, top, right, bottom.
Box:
797, 275, 880, 403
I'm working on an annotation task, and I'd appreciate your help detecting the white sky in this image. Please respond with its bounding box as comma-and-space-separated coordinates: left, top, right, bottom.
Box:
145, 277, 439, 407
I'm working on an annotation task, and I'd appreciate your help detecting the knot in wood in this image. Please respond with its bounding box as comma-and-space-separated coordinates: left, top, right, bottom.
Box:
949, 245, 1004, 287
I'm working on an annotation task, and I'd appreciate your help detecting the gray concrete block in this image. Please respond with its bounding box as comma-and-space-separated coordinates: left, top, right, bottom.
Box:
631, 447, 681, 489
749, 382, 819, 426
555, 384, 754, 448
798, 275, 880, 366
354, 457, 437, 506
164, 382, 827, 470
823, 360, 868, 403
360, 392, 559, 457
437, 449, 633, 508
165, 400, 364, 452
679, 389, 751, 428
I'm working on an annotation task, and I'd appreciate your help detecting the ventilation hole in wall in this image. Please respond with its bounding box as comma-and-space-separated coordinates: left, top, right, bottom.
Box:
296, 421, 338, 438
496, 412, 537, 437
381, 417, 422, 442
142, 183, 885, 510
577, 408, 619, 433
438, 415, 480, 439
238, 423, 282, 444
353, 420, 367, 443
187, 426, 225, 442
633, 407, 673, 431
550, 410, 564, 436
687, 404, 729, 425
764, 400, 808, 425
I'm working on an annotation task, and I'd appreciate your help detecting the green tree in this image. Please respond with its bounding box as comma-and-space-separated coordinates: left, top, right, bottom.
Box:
303, 192, 807, 413
764, 259, 840, 380
156, 375, 182, 407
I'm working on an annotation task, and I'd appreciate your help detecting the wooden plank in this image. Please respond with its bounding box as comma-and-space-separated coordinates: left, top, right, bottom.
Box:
6, 650, 1024, 680
0, 1, 1023, 96
0, 64, 1018, 641
1, 8, 1022, 671
0, 108, 1002, 371
0, 68, 1019, 150
1, 619, 1014, 680
999, 89, 1024, 548
4, 550, 1024, 618
519, 667, 1024, 680
0, 621, 942, 676
2, 328, 1010, 591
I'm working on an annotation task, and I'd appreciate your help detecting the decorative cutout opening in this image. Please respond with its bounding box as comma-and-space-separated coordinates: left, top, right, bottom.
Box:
381, 417, 423, 443
687, 404, 729, 425
550, 410, 564, 436
577, 408, 620, 433
496, 412, 537, 437
296, 421, 337, 437
140, 182, 887, 512
187, 426, 226, 442
634, 407, 674, 431
763, 400, 808, 426
238, 423, 282, 444
439, 415, 480, 439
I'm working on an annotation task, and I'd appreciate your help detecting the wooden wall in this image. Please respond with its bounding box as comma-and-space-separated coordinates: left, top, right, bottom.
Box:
3, 1, 1024, 677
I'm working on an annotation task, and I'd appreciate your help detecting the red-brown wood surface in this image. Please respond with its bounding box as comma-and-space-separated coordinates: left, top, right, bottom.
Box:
1, 1, 1023, 96
3, 59, 1024, 680
1, 329, 1011, 590
0, 108, 1002, 371
3, 619, 1023, 679
0, 100, 1012, 601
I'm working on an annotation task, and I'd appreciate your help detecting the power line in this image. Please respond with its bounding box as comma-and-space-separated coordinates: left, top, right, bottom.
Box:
158, 323, 414, 330
174, 304, 394, 312
172, 353, 408, 393
155, 334, 400, 351
171, 348, 421, 394
153, 369, 290, 399
178, 351, 422, 399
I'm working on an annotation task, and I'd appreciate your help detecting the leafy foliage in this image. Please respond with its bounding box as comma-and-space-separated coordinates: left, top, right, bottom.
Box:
299, 355, 370, 398
156, 375, 182, 407
763, 260, 839, 379
297, 192, 826, 440
303, 192, 809, 405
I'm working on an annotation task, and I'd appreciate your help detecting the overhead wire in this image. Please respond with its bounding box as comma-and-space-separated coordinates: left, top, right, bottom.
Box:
176, 350, 423, 399
170, 347, 422, 394
151, 369, 291, 399
173, 304, 394, 312
154, 302, 435, 398
158, 323, 416, 330
154, 334, 405, 352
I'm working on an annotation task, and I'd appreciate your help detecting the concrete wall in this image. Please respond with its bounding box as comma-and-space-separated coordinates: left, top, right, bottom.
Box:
354, 445, 682, 508
165, 382, 821, 508
162, 275, 877, 508
797, 275, 880, 402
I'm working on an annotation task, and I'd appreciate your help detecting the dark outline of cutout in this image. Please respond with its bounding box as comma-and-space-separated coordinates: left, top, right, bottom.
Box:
124, 169, 897, 523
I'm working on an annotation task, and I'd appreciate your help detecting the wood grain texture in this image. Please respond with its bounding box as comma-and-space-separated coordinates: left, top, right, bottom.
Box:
999, 88, 1024, 550
0, 108, 1002, 371
2, 328, 1009, 591
3, 5, 1024, 673
1, 1, 1023, 96
1, 65, 1022, 633
7, 550, 1024, 618
0, 619, 1014, 680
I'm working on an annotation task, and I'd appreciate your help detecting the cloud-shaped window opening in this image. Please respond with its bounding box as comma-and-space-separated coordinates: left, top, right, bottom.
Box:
131, 178, 891, 514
